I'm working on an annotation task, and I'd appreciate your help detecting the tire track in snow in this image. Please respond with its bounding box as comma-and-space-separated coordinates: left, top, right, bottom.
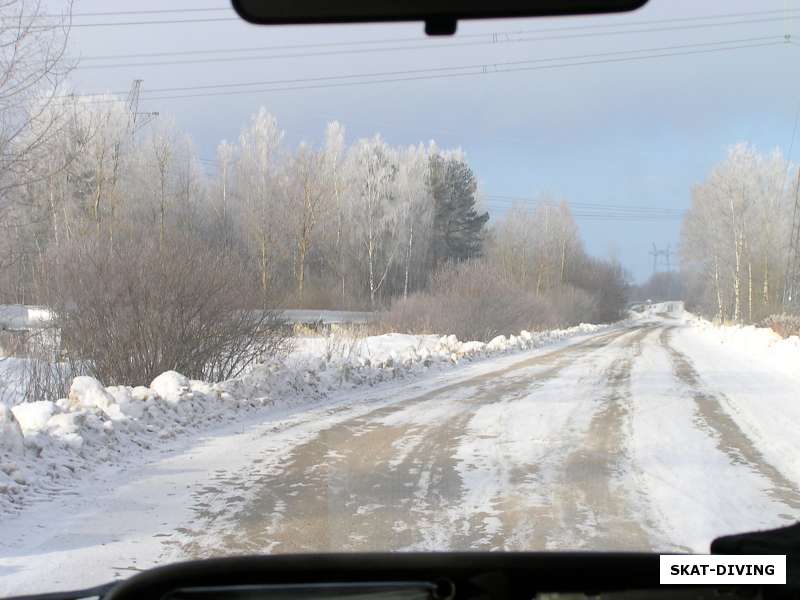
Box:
659, 326, 800, 516
332, 327, 650, 551
539, 325, 662, 550
174, 326, 638, 555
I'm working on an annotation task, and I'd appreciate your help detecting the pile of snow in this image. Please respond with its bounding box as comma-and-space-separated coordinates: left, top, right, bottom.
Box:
637, 303, 800, 384
0, 322, 608, 514
679, 312, 800, 382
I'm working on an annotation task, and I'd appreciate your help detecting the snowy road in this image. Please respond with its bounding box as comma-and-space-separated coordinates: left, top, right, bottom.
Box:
2, 309, 799, 594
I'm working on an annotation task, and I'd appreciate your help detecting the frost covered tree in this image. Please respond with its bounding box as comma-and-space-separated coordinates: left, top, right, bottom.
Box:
396, 143, 433, 299
681, 143, 793, 322
0, 0, 73, 300
234, 108, 286, 305
490, 199, 580, 294
0, 0, 72, 208
286, 143, 325, 302
320, 121, 349, 302
146, 122, 175, 245
346, 135, 400, 307
212, 140, 235, 248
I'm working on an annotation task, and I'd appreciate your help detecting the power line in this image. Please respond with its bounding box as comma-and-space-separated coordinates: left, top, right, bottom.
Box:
484, 205, 684, 218
484, 194, 686, 212
70, 16, 800, 70
486, 212, 685, 221
484, 210, 683, 222
14, 6, 800, 32
194, 161, 681, 221
72, 8, 800, 62
14, 17, 239, 30
193, 157, 684, 222
60, 37, 788, 104
482, 199, 686, 221
23, 7, 230, 19
129, 37, 790, 95
184, 163, 685, 219
493, 206, 683, 214
484, 209, 684, 222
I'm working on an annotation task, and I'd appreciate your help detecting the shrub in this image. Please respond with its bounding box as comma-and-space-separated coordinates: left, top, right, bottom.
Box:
41, 230, 292, 387
761, 313, 800, 338
384, 259, 562, 342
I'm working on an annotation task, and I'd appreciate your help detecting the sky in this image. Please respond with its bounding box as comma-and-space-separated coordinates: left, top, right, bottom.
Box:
55, 0, 800, 282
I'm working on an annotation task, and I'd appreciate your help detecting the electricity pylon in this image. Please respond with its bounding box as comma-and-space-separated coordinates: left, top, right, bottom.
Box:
125, 79, 158, 135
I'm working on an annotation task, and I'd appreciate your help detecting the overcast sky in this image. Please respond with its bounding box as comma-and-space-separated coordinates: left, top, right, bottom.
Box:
57, 0, 799, 281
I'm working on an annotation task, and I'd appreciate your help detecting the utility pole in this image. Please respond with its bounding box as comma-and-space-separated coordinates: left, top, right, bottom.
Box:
648, 243, 676, 300
125, 79, 158, 135
783, 169, 800, 309
649, 243, 673, 275
650, 243, 660, 275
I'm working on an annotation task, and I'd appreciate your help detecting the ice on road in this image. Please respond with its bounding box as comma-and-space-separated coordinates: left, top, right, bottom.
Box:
2, 306, 799, 594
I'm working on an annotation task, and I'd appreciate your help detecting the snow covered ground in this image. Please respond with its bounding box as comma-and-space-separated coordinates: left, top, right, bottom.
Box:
0, 323, 608, 515
1, 305, 799, 595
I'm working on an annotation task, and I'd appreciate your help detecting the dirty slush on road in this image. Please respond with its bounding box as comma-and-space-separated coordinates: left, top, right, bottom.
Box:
170, 324, 696, 556
160, 319, 800, 562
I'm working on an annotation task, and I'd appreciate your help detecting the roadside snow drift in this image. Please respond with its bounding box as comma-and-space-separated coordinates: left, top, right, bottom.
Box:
669, 313, 800, 486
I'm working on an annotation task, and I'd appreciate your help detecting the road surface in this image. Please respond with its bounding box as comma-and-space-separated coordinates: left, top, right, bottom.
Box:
2, 310, 799, 593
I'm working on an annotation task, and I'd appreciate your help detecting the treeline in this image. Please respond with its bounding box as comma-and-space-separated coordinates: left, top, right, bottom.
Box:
681, 143, 796, 323
387, 202, 629, 341
0, 0, 631, 376
1, 101, 491, 310
2, 95, 628, 329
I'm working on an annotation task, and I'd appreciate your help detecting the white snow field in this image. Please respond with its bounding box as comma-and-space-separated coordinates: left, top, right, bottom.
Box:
1, 303, 799, 594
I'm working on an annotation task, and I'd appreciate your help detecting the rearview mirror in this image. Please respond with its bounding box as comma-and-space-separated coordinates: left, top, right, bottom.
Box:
231, 0, 649, 35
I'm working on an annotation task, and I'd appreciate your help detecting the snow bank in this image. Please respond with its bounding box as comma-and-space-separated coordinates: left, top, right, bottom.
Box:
679, 313, 800, 381
0, 322, 609, 514
670, 312, 800, 485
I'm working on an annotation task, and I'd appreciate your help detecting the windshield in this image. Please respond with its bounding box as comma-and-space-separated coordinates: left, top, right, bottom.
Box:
1, 0, 799, 594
